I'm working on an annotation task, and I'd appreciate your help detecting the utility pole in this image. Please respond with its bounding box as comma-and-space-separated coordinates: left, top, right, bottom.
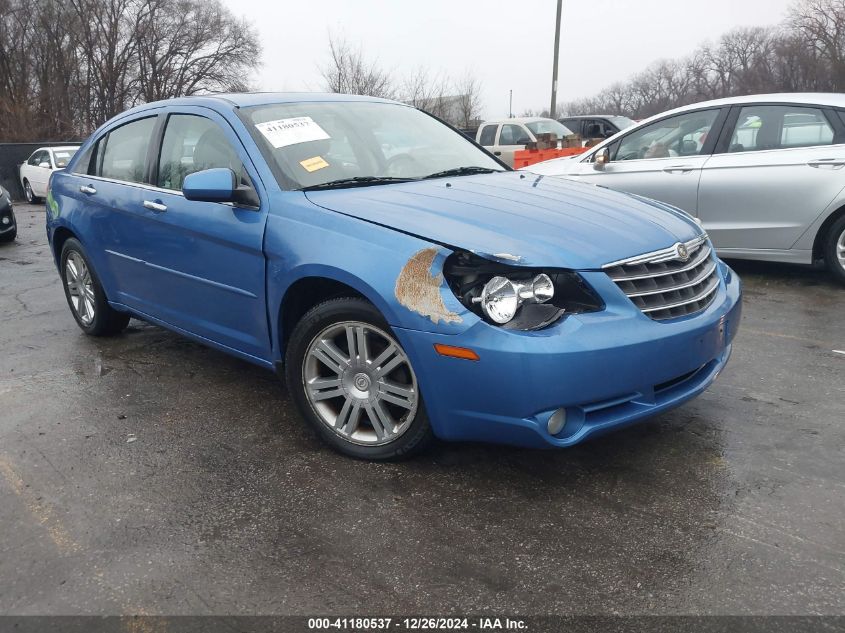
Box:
509, 90, 513, 118
549, 0, 562, 118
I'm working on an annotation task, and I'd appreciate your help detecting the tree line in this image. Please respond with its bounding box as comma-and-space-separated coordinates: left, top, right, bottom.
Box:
321, 34, 484, 129
0, 0, 260, 142
559, 0, 845, 119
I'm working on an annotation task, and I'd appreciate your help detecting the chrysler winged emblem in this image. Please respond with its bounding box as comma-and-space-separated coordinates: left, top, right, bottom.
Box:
676, 243, 690, 261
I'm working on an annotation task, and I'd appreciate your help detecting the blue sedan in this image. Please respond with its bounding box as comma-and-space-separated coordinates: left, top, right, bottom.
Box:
46, 93, 741, 460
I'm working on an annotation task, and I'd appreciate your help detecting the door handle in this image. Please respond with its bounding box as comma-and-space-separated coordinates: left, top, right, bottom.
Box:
662, 165, 694, 174
79, 185, 97, 195
143, 200, 167, 213
493, 151, 502, 156
807, 158, 845, 169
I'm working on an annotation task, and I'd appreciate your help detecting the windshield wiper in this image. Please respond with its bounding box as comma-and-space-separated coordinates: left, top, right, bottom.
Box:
422, 166, 503, 180
300, 176, 414, 191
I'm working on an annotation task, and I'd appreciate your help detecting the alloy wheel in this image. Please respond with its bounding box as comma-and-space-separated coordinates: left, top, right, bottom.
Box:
302, 321, 418, 446
24, 182, 33, 203
65, 251, 95, 325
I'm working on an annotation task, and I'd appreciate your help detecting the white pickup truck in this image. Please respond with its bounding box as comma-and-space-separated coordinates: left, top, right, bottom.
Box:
475, 117, 573, 167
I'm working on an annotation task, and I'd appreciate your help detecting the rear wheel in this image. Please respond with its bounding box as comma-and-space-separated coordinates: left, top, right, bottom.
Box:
60, 238, 130, 336
285, 297, 433, 460
23, 180, 39, 204
823, 215, 845, 286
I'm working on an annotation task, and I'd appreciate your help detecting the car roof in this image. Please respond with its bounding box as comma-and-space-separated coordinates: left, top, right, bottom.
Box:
560, 114, 626, 119
481, 117, 557, 125
47, 146, 81, 152
139, 92, 401, 110
654, 93, 845, 118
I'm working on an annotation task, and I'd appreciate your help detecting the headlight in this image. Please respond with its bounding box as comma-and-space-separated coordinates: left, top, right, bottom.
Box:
473, 273, 554, 324
445, 252, 604, 330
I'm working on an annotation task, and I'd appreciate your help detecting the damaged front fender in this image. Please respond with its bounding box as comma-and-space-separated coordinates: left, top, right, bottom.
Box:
394, 247, 463, 326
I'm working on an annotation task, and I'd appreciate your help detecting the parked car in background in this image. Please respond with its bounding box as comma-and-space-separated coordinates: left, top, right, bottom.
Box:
19, 146, 80, 203
47, 93, 740, 460
476, 117, 573, 166
0, 186, 16, 242
528, 94, 845, 284
558, 115, 635, 140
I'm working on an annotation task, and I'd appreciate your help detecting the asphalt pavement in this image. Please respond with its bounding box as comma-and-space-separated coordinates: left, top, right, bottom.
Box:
1, 204, 844, 616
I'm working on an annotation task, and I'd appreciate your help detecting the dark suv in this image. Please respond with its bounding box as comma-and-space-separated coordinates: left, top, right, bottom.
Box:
558, 115, 634, 140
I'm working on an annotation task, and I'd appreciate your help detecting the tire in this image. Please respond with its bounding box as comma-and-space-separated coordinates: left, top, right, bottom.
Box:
284, 297, 433, 460
23, 180, 39, 204
823, 215, 845, 286
60, 238, 130, 336
0, 227, 15, 243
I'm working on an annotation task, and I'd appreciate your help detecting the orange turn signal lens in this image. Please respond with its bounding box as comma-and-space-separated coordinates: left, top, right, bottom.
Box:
433, 344, 479, 361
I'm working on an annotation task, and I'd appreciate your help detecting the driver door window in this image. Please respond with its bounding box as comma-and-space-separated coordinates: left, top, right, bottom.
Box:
499, 124, 530, 146
158, 114, 248, 191
615, 110, 719, 161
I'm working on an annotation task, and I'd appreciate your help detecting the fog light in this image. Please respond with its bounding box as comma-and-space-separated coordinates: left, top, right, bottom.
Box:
1, 216, 9, 225
547, 408, 567, 435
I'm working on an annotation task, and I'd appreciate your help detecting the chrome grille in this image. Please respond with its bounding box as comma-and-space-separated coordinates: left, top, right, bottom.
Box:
604, 235, 720, 321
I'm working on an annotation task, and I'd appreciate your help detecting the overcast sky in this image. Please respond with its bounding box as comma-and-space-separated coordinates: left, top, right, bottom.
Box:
221, 0, 795, 119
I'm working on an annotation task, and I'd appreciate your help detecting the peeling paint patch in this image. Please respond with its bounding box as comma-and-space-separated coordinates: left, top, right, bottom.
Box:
395, 248, 462, 324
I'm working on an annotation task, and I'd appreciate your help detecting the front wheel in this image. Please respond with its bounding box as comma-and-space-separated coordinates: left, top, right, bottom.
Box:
60, 238, 130, 336
285, 297, 433, 460
824, 215, 845, 286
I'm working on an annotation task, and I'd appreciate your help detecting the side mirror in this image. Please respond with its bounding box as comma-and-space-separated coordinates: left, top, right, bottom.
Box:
593, 148, 610, 170
183, 168, 260, 207
39, 162, 51, 169
183, 168, 238, 203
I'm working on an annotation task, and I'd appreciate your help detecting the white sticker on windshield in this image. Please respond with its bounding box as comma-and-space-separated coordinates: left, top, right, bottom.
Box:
255, 117, 330, 148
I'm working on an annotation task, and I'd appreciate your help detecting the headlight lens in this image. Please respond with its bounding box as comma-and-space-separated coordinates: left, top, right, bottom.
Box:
475, 273, 555, 324
477, 276, 519, 323
445, 252, 603, 330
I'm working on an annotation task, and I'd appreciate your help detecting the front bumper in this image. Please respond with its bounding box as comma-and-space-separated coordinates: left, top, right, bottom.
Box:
0, 203, 16, 235
394, 264, 742, 448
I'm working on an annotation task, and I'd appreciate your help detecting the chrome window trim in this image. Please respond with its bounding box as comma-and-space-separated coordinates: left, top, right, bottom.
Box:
603, 233, 709, 269
70, 173, 261, 211
72, 173, 186, 196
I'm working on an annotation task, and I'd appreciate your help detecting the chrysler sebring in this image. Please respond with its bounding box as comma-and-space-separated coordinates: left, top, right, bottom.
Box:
46, 93, 741, 460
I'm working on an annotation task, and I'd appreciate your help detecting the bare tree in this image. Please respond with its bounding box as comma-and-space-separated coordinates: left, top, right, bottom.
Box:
558, 0, 845, 119
0, 0, 261, 141
135, 0, 260, 102
401, 67, 450, 119
321, 33, 394, 98
453, 72, 483, 128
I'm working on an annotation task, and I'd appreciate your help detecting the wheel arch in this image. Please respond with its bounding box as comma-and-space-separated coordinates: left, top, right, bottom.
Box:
275, 268, 397, 363
51, 225, 78, 267
813, 203, 845, 261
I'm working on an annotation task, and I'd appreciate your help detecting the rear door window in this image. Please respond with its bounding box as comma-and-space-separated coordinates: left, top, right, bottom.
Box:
728, 105, 836, 152
98, 117, 157, 183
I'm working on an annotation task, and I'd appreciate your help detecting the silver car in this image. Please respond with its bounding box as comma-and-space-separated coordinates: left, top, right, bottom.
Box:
528, 94, 845, 284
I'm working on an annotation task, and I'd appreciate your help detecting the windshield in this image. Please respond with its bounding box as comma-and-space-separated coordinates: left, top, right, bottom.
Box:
609, 116, 635, 130
241, 101, 505, 189
525, 119, 572, 137
52, 149, 77, 168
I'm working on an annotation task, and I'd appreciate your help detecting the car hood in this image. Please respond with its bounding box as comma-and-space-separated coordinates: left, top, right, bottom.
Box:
304, 172, 701, 269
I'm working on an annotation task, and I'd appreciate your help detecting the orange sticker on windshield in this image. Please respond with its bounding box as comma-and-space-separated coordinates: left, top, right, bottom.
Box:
300, 156, 329, 172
